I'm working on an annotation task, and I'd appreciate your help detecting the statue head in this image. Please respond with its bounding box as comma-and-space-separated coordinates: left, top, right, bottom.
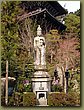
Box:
37, 25, 42, 36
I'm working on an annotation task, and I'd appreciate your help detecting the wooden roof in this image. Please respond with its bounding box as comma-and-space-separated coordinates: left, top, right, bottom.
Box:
18, 1, 67, 32
20, 1, 68, 17
17, 8, 66, 32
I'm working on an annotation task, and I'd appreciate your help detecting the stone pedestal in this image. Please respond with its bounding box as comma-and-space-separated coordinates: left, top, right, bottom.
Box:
32, 70, 51, 105
32, 77, 51, 95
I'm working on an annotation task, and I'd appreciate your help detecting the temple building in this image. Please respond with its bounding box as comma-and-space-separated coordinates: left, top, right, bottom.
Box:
18, 1, 68, 33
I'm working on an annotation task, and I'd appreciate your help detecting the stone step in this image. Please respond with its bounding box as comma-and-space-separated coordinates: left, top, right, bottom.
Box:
38, 98, 47, 106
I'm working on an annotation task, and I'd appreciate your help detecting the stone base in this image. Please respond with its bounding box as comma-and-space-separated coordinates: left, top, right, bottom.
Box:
32, 73, 51, 104
33, 71, 50, 78
34, 65, 46, 70
37, 98, 47, 106
32, 70, 51, 106
32, 77, 51, 93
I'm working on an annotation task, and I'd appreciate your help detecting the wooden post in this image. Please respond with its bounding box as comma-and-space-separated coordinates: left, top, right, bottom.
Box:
64, 77, 66, 93
64, 59, 68, 94
66, 78, 68, 94
5, 60, 8, 105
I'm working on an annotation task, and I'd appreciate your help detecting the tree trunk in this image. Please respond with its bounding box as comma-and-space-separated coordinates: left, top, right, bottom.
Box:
5, 60, 8, 105
61, 66, 65, 89
64, 77, 67, 93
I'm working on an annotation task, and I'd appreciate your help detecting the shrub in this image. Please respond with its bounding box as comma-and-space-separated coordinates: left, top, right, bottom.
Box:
48, 92, 80, 106
8, 96, 15, 106
1, 96, 5, 106
14, 92, 23, 106
23, 92, 36, 106
17, 77, 32, 92
51, 85, 63, 92
17, 83, 24, 92
24, 84, 32, 92
65, 92, 80, 106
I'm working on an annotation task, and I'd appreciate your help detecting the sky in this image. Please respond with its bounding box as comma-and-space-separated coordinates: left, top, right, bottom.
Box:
58, 1, 80, 13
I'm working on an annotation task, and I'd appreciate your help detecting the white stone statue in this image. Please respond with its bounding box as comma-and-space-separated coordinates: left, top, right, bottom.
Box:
34, 25, 46, 66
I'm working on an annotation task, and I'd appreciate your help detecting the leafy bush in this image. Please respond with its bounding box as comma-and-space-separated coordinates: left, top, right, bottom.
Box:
23, 92, 36, 106
14, 92, 23, 106
51, 85, 63, 92
1, 96, 5, 106
17, 77, 32, 92
48, 92, 80, 106
1, 94, 15, 106
65, 92, 80, 106
17, 83, 24, 92
24, 84, 32, 92
8, 96, 15, 106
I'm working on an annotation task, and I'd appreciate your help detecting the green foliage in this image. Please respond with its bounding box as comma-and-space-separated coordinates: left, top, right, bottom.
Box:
2, 92, 36, 106
1, 92, 23, 106
64, 13, 80, 36
17, 76, 32, 92
69, 72, 80, 94
46, 29, 61, 76
1, 96, 5, 106
24, 84, 32, 92
1, 1, 35, 79
51, 85, 63, 92
74, 9, 80, 16
48, 92, 80, 106
23, 92, 36, 106
46, 29, 60, 63
17, 83, 24, 93
46, 63, 55, 76
14, 92, 23, 106
1, 1, 21, 76
8, 96, 15, 106
1, 1, 20, 58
